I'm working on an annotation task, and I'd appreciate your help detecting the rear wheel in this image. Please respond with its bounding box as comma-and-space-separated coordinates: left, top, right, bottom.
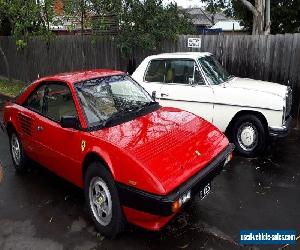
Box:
84, 162, 125, 238
9, 132, 28, 173
232, 114, 267, 157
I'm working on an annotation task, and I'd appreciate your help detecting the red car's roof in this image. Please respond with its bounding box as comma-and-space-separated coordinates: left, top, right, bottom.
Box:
37, 69, 125, 84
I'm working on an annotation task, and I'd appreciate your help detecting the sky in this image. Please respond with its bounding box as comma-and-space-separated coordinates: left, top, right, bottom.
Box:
164, 0, 205, 8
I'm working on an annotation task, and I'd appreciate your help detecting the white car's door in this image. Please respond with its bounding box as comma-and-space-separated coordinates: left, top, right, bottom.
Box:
138, 59, 164, 100
159, 59, 214, 123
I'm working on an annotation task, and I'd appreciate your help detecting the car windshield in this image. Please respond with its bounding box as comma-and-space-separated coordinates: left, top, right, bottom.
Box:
198, 56, 231, 85
75, 75, 156, 128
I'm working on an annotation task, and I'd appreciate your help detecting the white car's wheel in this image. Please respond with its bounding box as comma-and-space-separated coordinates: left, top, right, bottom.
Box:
232, 115, 267, 157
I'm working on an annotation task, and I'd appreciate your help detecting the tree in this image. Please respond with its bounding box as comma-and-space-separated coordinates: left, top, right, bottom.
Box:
0, 0, 56, 80
118, 0, 194, 56
63, 0, 92, 35
231, 0, 300, 34
201, 0, 232, 24
238, 0, 268, 34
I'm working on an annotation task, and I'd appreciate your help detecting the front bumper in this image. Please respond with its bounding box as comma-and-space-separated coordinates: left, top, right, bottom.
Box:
269, 116, 292, 138
116, 143, 234, 217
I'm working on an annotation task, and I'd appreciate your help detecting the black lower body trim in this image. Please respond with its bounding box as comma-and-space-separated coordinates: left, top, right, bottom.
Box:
117, 143, 234, 217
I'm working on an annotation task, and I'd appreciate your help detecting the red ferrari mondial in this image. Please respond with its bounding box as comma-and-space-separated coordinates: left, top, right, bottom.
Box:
1, 70, 234, 237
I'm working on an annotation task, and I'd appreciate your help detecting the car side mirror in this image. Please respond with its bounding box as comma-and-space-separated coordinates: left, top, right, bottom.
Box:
60, 116, 79, 129
152, 91, 156, 101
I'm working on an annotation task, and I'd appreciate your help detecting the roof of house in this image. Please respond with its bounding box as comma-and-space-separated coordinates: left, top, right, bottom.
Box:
183, 8, 229, 26
210, 20, 244, 31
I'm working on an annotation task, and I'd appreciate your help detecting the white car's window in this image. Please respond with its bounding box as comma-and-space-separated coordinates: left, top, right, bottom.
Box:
165, 59, 204, 85
145, 59, 204, 85
145, 60, 165, 82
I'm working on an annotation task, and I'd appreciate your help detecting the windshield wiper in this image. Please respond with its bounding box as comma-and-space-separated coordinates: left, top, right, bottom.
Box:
130, 101, 159, 113
100, 101, 158, 128
102, 107, 134, 127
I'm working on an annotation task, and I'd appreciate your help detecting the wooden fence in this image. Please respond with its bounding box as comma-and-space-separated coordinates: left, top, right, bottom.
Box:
0, 34, 300, 96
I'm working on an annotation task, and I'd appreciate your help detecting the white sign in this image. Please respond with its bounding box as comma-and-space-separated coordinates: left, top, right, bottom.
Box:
188, 38, 201, 48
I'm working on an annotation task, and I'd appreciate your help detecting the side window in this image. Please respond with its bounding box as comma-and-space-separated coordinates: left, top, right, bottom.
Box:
25, 85, 46, 113
25, 82, 77, 122
144, 60, 166, 82
167, 59, 205, 85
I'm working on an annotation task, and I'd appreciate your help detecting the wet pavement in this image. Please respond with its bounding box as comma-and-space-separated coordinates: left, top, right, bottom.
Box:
0, 95, 299, 250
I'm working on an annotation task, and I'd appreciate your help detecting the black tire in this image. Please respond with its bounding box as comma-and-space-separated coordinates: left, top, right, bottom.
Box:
84, 162, 125, 238
231, 114, 267, 157
9, 131, 28, 173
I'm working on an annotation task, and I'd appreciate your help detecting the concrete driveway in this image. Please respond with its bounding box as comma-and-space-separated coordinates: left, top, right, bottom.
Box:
0, 95, 299, 250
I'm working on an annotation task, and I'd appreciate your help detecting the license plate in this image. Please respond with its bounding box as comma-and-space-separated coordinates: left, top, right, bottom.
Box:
200, 183, 211, 200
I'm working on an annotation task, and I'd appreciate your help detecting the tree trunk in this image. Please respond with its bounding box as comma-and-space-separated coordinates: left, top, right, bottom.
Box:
264, 0, 271, 34
0, 45, 10, 81
240, 0, 266, 35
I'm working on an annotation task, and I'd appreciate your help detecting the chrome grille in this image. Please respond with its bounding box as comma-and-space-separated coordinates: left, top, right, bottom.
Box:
285, 87, 292, 118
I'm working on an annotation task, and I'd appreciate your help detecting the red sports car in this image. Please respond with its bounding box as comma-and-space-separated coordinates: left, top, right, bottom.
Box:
1, 70, 234, 237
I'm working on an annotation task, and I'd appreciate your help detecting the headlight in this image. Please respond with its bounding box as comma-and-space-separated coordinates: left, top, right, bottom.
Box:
172, 190, 191, 212
224, 152, 233, 166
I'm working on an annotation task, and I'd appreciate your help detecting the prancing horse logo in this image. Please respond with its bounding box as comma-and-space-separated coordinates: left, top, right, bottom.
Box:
81, 140, 86, 152
195, 150, 201, 156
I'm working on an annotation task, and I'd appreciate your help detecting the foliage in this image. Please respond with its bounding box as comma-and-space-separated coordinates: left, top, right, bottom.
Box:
0, 0, 194, 56
201, 0, 233, 17
62, 0, 91, 32
0, 0, 56, 43
0, 79, 25, 97
268, 0, 300, 34
117, 0, 194, 56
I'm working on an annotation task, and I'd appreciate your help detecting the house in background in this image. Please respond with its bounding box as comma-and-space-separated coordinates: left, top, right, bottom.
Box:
50, 0, 118, 35
209, 20, 245, 34
184, 7, 245, 35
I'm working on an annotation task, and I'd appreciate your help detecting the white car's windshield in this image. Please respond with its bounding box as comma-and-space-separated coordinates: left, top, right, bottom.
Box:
198, 56, 232, 85
76, 75, 157, 128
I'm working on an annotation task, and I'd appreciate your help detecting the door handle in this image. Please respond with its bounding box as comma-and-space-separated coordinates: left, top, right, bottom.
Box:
161, 93, 169, 97
37, 126, 44, 132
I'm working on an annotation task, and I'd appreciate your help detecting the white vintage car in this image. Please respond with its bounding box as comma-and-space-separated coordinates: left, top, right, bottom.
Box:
132, 52, 292, 157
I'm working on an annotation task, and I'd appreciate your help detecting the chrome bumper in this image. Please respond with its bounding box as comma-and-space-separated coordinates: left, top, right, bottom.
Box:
269, 116, 292, 138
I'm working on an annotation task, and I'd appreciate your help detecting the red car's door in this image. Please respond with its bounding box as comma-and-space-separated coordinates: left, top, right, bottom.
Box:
24, 82, 83, 182
35, 115, 83, 182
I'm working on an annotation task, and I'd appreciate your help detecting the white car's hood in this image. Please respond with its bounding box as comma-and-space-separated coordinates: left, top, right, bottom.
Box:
227, 77, 287, 98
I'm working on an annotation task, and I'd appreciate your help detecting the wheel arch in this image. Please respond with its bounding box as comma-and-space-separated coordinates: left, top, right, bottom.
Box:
82, 152, 114, 184
6, 121, 16, 138
225, 110, 268, 139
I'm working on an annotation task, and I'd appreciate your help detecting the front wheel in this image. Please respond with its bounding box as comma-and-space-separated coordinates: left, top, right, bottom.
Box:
84, 162, 125, 238
232, 115, 267, 157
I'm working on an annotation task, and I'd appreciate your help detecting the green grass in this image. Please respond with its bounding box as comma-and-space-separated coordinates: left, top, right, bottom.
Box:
0, 79, 26, 97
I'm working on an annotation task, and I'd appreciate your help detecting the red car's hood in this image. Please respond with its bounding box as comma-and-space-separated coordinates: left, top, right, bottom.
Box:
91, 107, 228, 194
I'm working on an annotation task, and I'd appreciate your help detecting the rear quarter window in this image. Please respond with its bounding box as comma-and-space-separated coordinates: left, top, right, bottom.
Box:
144, 60, 165, 82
